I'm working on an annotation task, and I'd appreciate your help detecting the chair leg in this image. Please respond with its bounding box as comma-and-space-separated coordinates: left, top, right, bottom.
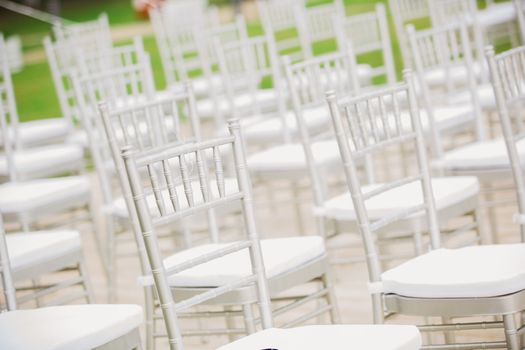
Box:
473, 202, 489, 245
242, 303, 256, 334
225, 305, 237, 342
503, 313, 520, 350
107, 218, 117, 303
441, 316, 456, 345
371, 294, 385, 324
145, 287, 156, 350
79, 259, 95, 303
291, 181, 305, 234
322, 268, 341, 324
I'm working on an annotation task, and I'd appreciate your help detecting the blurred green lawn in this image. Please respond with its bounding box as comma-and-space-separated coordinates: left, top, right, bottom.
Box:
0, 0, 483, 121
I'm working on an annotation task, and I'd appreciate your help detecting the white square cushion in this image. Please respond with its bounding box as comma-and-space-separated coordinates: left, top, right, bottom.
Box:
170, 74, 223, 97
321, 176, 479, 221
218, 324, 421, 350
247, 139, 341, 174
435, 138, 525, 171
381, 243, 525, 298
0, 118, 71, 147
0, 144, 84, 179
6, 230, 81, 272
162, 236, 325, 287
0, 304, 143, 350
242, 105, 329, 144
196, 89, 278, 119
0, 176, 90, 213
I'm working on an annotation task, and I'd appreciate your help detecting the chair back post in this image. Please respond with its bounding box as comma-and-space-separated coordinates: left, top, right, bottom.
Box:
121, 145, 182, 350
404, 69, 441, 250
0, 35, 21, 152
515, 0, 525, 44
486, 45, 525, 242
0, 74, 18, 182
282, 54, 328, 210
406, 24, 443, 157
376, 3, 397, 85
227, 119, 273, 329
0, 214, 17, 311
325, 89, 384, 323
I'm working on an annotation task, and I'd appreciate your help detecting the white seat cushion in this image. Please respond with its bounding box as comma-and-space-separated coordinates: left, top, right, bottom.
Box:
423, 62, 484, 88
6, 230, 81, 272
0, 118, 71, 147
242, 105, 329, 143
435, 138, 525, 171
0, 176, 90, 213
110, 177, 239, 218
163, 236, 325, 287
170, 74, 223, 96
219, 324, 421, 350
381, 243, 525, 298
417, 104, 475, 133
451, 83, 496, 110
478, 2, 515, 27
247, 140, 341, 174
321, 176, 479, 221
0, 144, 84, 179
0, 304, 143, 350
196, 89, 278, 119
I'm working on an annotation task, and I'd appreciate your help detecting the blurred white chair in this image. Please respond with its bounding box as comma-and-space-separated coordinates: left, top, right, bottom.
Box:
118, 119, 340, 347
327, 70, 525, 349
150, 2, 244, 108
52, 13, 112, 53
0, 35, 72, 149
334, 3, 396, 87
487, 44, 525, 240
2, 35, 23, 73
515, 0, 525, 43
284, 47, 482, 255
0, 214, 143, 350
214, 34, 288, 144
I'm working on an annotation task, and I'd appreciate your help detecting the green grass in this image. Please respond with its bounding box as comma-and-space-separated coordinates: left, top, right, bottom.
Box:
0, 0, 498, 121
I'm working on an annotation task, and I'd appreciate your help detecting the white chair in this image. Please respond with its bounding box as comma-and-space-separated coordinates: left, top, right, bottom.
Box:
150, 3, 245, 103
52, 13, 112, 54
487, 44, 525, 241
0, 35, 72, 149
284, 47, 483, 255
0, 214, 143, 350
333, 3, 396, 87
120, 118, 422, 350
515, 0, 525, 43
326, 70, 525, 349
213, 34, 289, 144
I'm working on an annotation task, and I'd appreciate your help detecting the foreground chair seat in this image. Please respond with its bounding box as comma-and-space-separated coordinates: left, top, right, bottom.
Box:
218, 324, 421, 350
0, 176, 90, 218
0, 304, 143, 350
382, 243, 525, 298
0, 144, 84, 180
0, 118, 71, 148
321, 176, 479, 224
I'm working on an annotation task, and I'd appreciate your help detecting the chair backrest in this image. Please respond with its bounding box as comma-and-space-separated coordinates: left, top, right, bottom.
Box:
514, 0, 525, 44
283, 49, 360, 217
150, 3, 243, 88
325, 71, 441, 317
52, 13, 112, 53
214, 33, 285, 131
388, 0, 430, 66
0, 34, 22, 153
334, 3, 396, 86
257, 0, 311, 62
302, 1, 345, 48
486, 44, 525, 242
0, 214, 17, 312
407, 22, 485, 156
71, 49, 155, 205
120, 119, 273, 349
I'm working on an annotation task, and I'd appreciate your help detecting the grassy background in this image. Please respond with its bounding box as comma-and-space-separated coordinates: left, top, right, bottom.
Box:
0, 0, 489, 121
